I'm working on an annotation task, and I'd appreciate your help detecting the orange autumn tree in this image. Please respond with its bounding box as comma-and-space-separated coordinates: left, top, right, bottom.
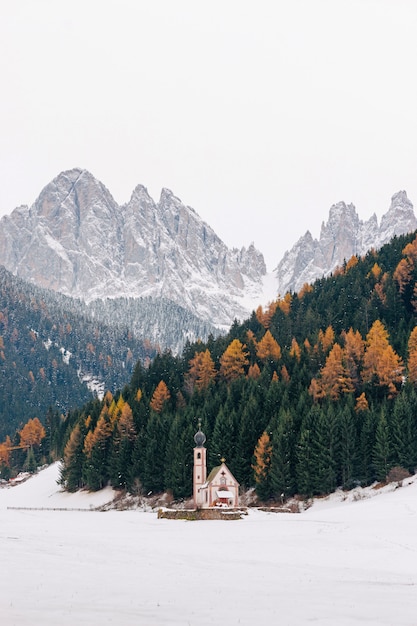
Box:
150, 380, 171, 412
317, 325, 335, 354
256, 330, 282, 362
309, 343, 354, 401
247, 363, 261, 379
362, 320, 404, 397
252, 431, 272, 500
289, 337, 301, 362
355, 392, 369, 413
219, 339, 249, 382
407, 326, 417, 386
341, 328, 364, 391
187, 349, 216, 391
320, 343, 354, 399
19, 417, 46, 449
0, 436, 12, 467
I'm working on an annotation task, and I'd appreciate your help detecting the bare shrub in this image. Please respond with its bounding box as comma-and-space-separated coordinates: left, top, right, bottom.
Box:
386, 466, 411, 486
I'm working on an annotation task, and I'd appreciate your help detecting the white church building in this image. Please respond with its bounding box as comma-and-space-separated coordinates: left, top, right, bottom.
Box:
193, 425, 239, 509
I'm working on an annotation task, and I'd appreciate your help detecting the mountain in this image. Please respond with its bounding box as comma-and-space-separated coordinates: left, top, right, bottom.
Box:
0, 264, 221, 439
275, 190, 417, 295
0, 169, 268, 328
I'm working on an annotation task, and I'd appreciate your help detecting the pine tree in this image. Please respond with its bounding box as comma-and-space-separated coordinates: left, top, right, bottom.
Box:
390, 387, 417, 472
372, 409, 392, 481
337, 403, 357, 489
311, 405, 337, 495
164, 412, 193, 499
142, 412, 169, 493
270, 409, 296, 499
60, 422, 85, 491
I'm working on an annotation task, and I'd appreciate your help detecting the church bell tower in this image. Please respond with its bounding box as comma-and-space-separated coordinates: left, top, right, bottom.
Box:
193, 422, 207, 508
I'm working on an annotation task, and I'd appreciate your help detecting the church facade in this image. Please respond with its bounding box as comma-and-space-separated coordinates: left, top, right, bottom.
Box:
193, 426, 239, 509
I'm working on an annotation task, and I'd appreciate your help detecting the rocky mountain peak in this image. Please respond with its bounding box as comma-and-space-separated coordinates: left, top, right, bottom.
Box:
275, 191, 417, 295
0, 170, 267, 327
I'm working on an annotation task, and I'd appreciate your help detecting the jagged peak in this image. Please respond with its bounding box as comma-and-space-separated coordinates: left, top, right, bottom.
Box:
128, 184, 153, 204
389, 190, 413, 211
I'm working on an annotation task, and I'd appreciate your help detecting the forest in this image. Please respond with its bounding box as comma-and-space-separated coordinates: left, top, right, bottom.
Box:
3, 231, 417, 501
0, 266, 215, 439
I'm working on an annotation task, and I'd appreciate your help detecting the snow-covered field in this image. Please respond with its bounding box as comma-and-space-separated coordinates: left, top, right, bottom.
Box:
1, 464, 416, 625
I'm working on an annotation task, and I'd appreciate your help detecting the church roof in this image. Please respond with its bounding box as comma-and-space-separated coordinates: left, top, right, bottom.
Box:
204, 462, 240, 487
206, 465, 221, 484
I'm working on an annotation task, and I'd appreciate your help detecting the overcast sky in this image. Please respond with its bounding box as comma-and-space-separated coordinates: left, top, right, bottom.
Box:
1, 0, 417, 269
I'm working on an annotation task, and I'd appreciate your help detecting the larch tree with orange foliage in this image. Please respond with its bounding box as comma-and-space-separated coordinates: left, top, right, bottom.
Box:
19, 417, 46, 449
310, 343, 354, 401
289, 338, 301, 362
317, 325, 335, 354
342, 328, 364, 391
252, 431, 272, 500
256, 330, 282, 362
355, 392, 369, 413
150, 380, 171, 413
0, 436, 12, 470
362, 320, 404, 397
407, 326, 417, 386
187, 349, 216, 392
220, 339, 249, 382
247, 363, 261, 379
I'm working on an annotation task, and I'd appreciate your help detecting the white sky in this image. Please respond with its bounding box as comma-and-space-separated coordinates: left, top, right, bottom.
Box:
1, 0, 417, 269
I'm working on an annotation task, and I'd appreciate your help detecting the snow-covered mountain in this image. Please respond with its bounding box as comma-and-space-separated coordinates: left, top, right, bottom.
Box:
275, 190, 417, 295
0, 169, 268, 328
1, 170, 416, 334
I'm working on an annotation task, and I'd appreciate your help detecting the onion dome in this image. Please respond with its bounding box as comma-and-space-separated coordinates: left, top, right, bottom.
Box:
194, 426, 206, 447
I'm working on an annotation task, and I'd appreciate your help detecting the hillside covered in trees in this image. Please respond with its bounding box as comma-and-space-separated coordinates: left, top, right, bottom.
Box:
4, 231, 417, 500
0, 266, 159, 439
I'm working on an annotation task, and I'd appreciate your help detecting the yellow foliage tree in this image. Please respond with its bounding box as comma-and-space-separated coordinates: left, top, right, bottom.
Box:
219, 339, 249, 382
256, 330, 282, 362
362, 320, 403, 397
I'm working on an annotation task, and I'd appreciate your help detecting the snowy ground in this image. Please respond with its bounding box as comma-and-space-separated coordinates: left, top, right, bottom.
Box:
1, 465, 417, 625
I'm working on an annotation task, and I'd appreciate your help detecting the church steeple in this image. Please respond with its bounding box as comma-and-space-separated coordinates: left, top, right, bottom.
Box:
193, 421, 207, 508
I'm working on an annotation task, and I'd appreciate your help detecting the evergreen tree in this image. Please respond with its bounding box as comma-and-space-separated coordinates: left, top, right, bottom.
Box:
337, 401, 357, 488
164, 412, 193, 499
372, 409, 392, 481
270, 408, 296, 499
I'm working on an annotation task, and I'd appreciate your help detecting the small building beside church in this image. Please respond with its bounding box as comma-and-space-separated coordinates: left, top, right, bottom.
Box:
193, 425, 239, 509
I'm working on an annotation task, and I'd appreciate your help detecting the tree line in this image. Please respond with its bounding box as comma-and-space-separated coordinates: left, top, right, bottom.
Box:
3, 231, 417, 500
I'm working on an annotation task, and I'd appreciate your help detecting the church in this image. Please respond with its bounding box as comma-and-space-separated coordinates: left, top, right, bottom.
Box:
193, 424, 239, 509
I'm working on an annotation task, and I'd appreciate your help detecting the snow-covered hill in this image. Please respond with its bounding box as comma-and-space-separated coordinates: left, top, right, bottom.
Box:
1, 464, 416, 625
